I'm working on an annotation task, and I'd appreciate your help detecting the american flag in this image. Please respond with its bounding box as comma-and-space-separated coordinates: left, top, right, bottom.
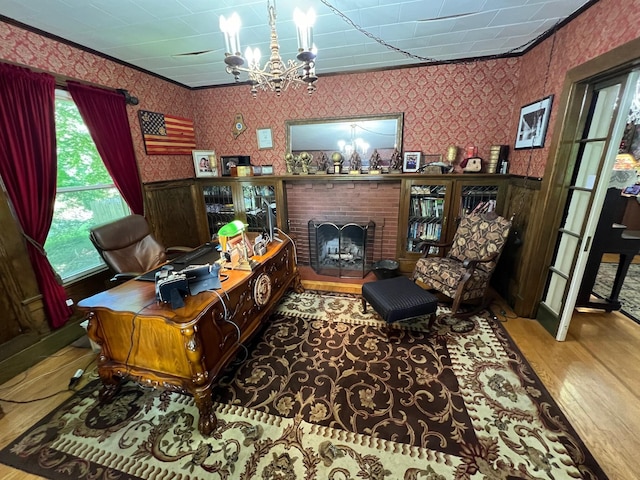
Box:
138, 110, 196, 155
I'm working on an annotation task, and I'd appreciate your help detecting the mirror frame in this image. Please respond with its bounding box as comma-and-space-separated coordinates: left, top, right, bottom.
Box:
285, 113, 404, 162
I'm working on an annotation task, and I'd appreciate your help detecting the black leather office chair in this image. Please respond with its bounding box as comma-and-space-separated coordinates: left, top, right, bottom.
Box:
89, 214, 192, 284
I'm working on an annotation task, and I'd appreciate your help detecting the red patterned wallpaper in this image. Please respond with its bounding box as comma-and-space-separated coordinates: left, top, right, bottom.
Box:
2, 0, 640, 180
193, 59, 521, 175
510, 0, 640, 177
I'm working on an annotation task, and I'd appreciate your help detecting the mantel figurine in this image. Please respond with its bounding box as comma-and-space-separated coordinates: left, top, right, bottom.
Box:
285, 153, 295, 174
299, 151, 313, 174
369, 149, 382, 174
389, 148, 402, 173
349, 151, 362, 174
317, 152, 330, 173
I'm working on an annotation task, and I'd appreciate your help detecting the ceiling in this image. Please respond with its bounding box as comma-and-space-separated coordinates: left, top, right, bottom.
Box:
0, 0, 596, 89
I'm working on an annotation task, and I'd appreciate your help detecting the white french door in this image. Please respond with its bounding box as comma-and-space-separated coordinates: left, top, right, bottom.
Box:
537, 70, 639, 341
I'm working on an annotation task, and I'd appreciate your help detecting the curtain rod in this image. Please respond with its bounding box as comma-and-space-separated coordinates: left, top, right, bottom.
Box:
0, 59, 128, 96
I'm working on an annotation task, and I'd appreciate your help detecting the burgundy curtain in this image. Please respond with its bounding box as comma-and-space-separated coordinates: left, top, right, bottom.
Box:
0, 63, 73, 329
67, 81, 144, 215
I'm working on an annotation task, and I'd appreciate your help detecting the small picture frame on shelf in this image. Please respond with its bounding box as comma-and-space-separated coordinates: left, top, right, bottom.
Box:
261, 165, 274, 175
192, 150, 219, 178
514, 95, 554, 149
256, 127, 273, 150
403, 152, 421, 173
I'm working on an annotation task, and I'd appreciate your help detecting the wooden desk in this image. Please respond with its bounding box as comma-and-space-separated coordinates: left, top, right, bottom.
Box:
78, 238, 302, 435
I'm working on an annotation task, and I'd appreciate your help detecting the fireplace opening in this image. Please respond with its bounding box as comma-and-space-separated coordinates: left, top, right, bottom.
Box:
308, 220, 375, 278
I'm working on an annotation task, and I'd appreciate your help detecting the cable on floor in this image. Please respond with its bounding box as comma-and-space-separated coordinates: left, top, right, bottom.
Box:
0, 353, 98, 404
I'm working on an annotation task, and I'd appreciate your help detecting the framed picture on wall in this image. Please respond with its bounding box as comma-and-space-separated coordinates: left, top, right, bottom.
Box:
192, 150, 219, 178
256, 127, 273, 150
403, 152, 421, 173
514, 95, 554, 149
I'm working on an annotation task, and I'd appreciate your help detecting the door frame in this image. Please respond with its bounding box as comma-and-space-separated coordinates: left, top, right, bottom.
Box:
518, 36, 640, 323
538, 73, 638, 340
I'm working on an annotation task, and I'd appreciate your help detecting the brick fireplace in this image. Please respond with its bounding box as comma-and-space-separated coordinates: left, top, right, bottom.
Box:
285, 180, 401, 268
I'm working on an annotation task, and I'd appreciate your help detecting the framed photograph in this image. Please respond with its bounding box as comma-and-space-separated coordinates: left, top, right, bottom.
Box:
403, 151, 421, 173
220, 156, 237, 176
261, 165, 274, 175
256, 127, 273, 150
192, 150, 219, 178
515, 95, 554, 149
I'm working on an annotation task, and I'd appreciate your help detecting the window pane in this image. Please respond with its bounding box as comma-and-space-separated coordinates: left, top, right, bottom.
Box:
54, 92, 114, 187
45, 188, 130, 281
45, 90, 130, 282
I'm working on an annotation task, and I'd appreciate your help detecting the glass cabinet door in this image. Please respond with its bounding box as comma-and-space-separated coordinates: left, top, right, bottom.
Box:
406, 181, 449, 254
242, 182, 277, 233
458, 184, 501, 216
203, 184, 235, 238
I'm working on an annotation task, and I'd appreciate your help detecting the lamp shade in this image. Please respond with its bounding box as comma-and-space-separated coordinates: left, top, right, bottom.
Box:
218, 220, 246, 237
218, 220, 247, 253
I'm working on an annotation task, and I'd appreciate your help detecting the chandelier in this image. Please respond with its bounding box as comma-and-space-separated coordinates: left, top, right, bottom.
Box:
219, 1, 318, 97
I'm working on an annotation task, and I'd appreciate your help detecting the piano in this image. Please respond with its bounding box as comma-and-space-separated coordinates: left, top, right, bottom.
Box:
576, 187, 640, 311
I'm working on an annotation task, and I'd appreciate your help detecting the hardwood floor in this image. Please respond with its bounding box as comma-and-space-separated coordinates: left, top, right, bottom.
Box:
0, 340, 97, 480
499, 306, 640, 480
1, 288, 639, 479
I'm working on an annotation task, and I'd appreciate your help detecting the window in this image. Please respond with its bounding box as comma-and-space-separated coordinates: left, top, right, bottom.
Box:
44, 90, 130, 283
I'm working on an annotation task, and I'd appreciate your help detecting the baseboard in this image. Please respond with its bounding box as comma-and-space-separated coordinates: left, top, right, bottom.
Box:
301, 279, 363, 295
0, 318, 86, 385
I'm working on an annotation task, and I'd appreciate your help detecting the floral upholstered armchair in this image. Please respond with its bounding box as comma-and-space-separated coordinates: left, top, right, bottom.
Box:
412, 212, 512, 332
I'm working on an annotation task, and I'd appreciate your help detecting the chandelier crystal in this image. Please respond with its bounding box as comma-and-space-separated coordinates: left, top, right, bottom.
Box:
219, 1, 318, 97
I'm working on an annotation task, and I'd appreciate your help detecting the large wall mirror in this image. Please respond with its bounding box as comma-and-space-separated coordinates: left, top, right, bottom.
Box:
286, 113, 404, 170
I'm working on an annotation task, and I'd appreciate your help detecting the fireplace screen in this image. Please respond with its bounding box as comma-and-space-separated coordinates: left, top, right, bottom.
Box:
308, 220, 375, 278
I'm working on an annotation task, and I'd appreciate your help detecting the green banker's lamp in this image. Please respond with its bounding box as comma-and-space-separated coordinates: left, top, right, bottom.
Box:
218, 220, 253, 271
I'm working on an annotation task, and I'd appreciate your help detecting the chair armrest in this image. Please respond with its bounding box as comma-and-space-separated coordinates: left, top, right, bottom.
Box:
416, 239, 453, 256
452, 255, 499, 309
165, 246, 197, 262
109, 272, 140, 285
166, 246, 194, 254
461, 252, 499, 269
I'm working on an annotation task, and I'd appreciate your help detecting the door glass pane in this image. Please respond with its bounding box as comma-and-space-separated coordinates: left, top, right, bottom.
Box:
574, 141, 606, 188
563, 189, 592, 233
587, 84, 621, 138
552, 233, 580, 274
544, 273, 567, 314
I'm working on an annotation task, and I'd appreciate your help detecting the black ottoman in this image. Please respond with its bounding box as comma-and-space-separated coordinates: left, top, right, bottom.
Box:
362, 276, 438, 328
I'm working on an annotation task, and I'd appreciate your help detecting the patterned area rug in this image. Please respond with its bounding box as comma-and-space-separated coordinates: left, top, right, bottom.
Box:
593, 262, 640, 323
0, 291, 606, 479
